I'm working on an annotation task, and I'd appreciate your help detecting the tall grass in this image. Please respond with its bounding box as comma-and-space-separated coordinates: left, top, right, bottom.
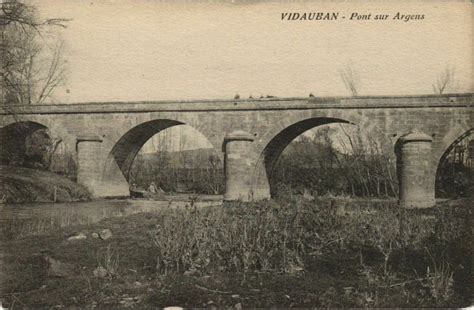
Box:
149, 200, 307, 275
148, 197, 468, 281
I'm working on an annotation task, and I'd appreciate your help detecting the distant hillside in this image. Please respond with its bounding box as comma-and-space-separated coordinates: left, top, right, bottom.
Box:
0, 166, 91, 203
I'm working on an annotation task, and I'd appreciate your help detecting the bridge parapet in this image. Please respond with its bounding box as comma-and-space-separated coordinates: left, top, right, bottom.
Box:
0, 93, 472, 115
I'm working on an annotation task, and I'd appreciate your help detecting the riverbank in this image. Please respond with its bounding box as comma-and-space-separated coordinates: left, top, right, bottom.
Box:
0, 198, 471, 308
0, 165, 90, 203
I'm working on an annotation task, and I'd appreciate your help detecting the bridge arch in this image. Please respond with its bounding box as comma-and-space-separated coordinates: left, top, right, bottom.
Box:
435, 127, 473, 198
250, 117, 355, 200
0, 121, 49, 166
101, 119, 222, 197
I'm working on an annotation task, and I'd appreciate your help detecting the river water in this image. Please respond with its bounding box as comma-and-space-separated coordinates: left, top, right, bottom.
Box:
0, 195, 223, 230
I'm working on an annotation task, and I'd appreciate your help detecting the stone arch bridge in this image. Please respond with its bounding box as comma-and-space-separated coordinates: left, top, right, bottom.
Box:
1, 94, 472, 208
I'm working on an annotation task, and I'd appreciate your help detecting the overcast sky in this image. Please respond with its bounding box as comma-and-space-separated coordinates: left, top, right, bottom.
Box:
34, 0, 472, 104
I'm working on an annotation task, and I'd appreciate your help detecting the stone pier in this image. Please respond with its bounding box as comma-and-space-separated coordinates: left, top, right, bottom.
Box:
397, 131, 436, 209
76, 135, 104, 197
224, 130, 255, 201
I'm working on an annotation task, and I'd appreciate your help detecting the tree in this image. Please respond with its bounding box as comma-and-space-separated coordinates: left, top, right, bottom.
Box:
1, 0, 68, 105
339, 62, 361, 96
432, 66, 456, 94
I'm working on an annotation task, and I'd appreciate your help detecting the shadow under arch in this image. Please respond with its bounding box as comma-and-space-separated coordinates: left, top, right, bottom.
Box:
251, 117, 355, 200
0, 121, 49, 166
102, 119, 221, 194
435, 128, 473, 198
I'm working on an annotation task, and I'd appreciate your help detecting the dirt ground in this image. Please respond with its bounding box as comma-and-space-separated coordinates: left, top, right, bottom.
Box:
0, 212, 360, 308
0, 198, 471, 308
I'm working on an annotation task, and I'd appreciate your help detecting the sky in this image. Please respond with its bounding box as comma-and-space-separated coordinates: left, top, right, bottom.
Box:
33, 0, 472, 104
31, 0, 473, 152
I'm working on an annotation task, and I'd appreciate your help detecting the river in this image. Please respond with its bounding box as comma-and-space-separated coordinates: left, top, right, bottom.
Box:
0, 195, 223, 233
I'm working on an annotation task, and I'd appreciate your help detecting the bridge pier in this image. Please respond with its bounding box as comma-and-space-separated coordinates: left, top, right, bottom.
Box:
77, 136, 131, 198
397, 131, 435, 208
249, 163, 271, 201
76, 135, 105, 197
224, 131, 255, 201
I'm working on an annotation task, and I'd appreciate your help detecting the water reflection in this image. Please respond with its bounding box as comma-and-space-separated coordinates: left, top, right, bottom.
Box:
0, 196, 222, 239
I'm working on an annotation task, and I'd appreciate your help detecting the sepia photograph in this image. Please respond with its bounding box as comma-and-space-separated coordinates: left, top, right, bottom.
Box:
0, 0, 472, 308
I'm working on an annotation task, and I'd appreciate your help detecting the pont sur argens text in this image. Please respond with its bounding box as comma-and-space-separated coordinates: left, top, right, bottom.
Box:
281, 12, 425, 22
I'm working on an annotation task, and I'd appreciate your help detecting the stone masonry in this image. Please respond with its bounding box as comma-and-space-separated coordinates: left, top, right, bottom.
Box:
1, 93, 473, 208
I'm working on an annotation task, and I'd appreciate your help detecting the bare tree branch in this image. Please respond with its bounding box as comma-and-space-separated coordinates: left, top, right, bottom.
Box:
339, 62, 361, 96
433, 66, 456, 94
1, 0, 68, 105
0, 1, 69, 28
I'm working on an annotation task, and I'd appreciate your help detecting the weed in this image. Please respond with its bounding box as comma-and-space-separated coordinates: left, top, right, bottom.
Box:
146, 196, 470, 307
421, 249, 455, 304
96, 245, 120, 277
149, 201, 307, 275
